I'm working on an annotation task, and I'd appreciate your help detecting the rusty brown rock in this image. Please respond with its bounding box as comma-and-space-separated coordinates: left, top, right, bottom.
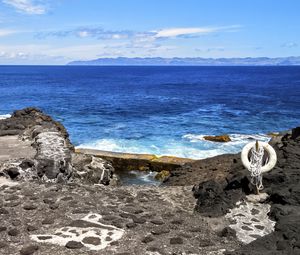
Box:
203, 134, 231, 142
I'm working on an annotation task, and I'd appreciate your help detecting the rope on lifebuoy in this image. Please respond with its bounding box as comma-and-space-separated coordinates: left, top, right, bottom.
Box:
241, 141, 277, 191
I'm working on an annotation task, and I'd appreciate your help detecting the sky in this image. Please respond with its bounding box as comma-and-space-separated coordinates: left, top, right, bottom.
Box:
0, 0, 299, 64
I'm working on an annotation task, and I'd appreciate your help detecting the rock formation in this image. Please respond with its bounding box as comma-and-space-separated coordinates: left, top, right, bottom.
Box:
203, 134, 231, 142
72, 154, 118, 185
0, 108, 116, 185
230, 127, 300, 255
189, 127, 300, 254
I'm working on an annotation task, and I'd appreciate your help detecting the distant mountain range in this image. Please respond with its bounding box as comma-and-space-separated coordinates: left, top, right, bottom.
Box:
68, 56, 300, 66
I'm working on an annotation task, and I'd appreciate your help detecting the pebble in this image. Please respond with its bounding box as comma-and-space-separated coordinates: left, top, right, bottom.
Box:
189, 227, 202, 232
23, 204, 37, 210
65, 241, 84, 249
0, 226, 7, 232
133, 217, 146, 224
42, 218, 54, 225
150, 219, 164, 225
49, 203, 59, 210
251, 208, 260, 215
199, 239, 213, 247
82, 236, 101, 245
37, 236, 52, 240
12, 220, 21, 226
72, 209, 90, 214
5, 201, 20, 207
147, 246, 161, 252
26, 225, 38, 232
19, 244, 39, 255
255, 225, 265, 230
8, 228, 20, 236
0, 241, 7, 248
119, 212, 132, 218
0, 208, 9, 214
102, 215, 117, 221
5, 195, 19, 201
170, 237, 184, 245
142, 235, 154, 243
241, 225, 253, 231
219, 227, 236, 238
171, 219, 184, 225
126, 222, 137, 229
151, 227, 170, 235
105, 236, 112, 241
134, 209, 144, 214
43, 198, 55, 204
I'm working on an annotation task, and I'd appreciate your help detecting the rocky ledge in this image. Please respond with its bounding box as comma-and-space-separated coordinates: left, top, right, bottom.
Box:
165, 127, 300, 254
0, 108, 116, 185
0, 107, 299, 255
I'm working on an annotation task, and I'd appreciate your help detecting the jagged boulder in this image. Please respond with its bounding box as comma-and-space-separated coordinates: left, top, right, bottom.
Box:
0, 107, 73, 182
154, 170, 171, 182
72, 154, 118, 185
0, 107, 119, 185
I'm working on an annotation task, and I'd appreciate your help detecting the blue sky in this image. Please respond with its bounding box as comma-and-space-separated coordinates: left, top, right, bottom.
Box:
0, 0, 299, 64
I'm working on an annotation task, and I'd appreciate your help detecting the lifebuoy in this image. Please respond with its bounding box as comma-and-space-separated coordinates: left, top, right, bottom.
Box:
241, 141, 277, 173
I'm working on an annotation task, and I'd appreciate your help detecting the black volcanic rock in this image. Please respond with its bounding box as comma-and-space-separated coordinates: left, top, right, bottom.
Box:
192, 126, 300, 255
0, 107, 74, 182
0, 107, 117, 185
166, 125, 300, 254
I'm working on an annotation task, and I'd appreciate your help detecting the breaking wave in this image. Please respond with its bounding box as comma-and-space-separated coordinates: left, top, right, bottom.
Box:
183, 133, 270, 144
0, 114, 11, 120
76, 133, 270, 160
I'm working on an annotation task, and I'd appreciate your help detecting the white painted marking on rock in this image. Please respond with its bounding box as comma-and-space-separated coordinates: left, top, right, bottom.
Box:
0, 176, 17, 187
225, 199, 275, 244
31, 213, 124, 251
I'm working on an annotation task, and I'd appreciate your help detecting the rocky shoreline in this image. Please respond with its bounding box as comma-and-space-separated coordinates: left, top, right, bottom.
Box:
0, 108, 299, 255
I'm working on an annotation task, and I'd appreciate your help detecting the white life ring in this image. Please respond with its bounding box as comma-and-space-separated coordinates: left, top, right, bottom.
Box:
241, 141, 277, 173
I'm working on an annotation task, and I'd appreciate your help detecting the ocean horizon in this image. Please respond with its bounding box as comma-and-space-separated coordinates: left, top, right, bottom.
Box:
1, 65, 299, 159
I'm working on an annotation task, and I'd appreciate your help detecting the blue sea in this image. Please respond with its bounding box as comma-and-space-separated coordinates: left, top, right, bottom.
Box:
0, 66, 299, 159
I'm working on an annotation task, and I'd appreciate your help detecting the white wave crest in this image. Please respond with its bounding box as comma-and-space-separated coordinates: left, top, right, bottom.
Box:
77, 133, 270, 160
183, 133, 270, 144
76, 137, 242, 160
0, 114, 11, 120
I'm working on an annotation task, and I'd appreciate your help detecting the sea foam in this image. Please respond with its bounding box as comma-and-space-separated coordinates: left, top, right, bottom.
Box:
183, 133, 270, 144
77, 133, 270, 160
0, 114, 11, 120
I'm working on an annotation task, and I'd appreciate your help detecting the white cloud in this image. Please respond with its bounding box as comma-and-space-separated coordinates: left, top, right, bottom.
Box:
0, 29, 16, 36
3, 0, 47, 14
154, 27, 216, 38
77, 31, 89, 38
0, 24, 241, 64
281, 42, 298, 48
0, 44, 66, 64
38, 27, 133, 40
153, 25, 241, 38
0, 41, 179, 64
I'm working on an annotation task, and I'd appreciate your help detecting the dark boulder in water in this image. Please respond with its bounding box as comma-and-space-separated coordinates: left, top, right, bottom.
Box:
203, 134, 231, 142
